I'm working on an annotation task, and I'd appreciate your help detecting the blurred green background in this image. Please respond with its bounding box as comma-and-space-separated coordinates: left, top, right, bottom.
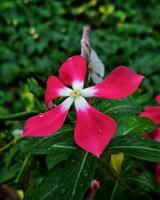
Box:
0, 0, 160, 118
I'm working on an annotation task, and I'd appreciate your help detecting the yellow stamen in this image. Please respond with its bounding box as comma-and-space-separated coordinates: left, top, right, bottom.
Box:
71, 90, 81, 98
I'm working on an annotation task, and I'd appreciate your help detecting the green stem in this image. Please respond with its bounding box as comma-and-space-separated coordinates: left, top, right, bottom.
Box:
100, 159, 134, 193
0, 139, 16, 153
15, 154, 31, 183
110, 181, 118, 200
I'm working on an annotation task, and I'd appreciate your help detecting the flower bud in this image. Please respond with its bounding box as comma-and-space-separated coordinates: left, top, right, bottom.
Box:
87, 179, 100, 198
110, 152, 124, 174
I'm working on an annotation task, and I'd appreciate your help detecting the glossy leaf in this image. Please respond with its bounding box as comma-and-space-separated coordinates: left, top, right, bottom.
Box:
20, 126, 75, 155
98, 98, 142, 118
54, 151, 97, 200
116, 116, 156, 136
20, 127, 76, 170
25, 150, 97, 200
108, 135, 160, 162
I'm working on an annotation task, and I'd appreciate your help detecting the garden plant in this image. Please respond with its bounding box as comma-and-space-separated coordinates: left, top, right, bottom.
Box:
0, 1, 160, 200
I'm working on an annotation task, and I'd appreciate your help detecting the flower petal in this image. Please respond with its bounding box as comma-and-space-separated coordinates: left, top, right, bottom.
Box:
82, 66, 144, 99
23, 97, 74, 137
155, 95, 160, 103
45, 76, 72, 105
74, 97, 116, 157
140, 106, 160, 125
155, 163, 160, 185
153, 128, 160, 142
89, 49, 105, 84
144, 128, 160, 140
90, 49, 104, 78
59, 55, 87, 88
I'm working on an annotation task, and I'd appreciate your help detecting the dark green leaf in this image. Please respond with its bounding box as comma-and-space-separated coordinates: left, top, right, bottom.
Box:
24, 164, 64, 200
117, 116, 156, 136
54, 151, 97, 200
108, 135, 160, 162
25, 150, 97, 200
95, 179, 125, 200
20, 127, 76, 170
0, 110, 39, 121
20, 126, 75, 155
46, 148, 73, 170
125, 171, 159, 193
98, 99, 142, 118
0, 164, 21, 184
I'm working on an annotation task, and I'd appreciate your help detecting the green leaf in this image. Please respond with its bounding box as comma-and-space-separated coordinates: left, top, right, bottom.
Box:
98, 98, 142, 118
46, 148, 73, 170
107, 135, 160, 162
0, 110, 39, 121
24, 164, 64, 200
116, 116, 156, 136
20, 127, 76, 170
0, 164, 21, 184
20, 126, 75, 155
95, 179, 125, 200
27, 78, 44, 98
125, 171, 159, 193
54, 151, 97, 200
25, 150, 97, 200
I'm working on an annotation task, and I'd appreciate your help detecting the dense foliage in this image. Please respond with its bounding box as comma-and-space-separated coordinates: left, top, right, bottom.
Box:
0, 0, 160, 199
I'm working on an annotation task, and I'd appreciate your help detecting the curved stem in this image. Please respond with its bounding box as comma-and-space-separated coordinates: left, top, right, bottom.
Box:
15, 154, 31, 183
0, 139, 16, 153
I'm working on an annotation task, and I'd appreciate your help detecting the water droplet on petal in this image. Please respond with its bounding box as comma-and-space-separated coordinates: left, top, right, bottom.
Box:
105, 84, 108, 88
98, 129, 102, 133
39, 113, 44, 118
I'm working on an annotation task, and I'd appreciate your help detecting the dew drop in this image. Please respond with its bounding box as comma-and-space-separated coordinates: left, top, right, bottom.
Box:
105, 84, 108, 88
98, 129, 102, 133
39, 113, 44, 118
60, 188, 66, 194
71, 160, 75, 164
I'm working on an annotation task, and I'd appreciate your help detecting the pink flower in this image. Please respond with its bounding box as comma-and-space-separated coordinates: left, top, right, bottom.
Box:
87, 179, 100, 198
140, 95, 160, 125
23, 55, 144, 157
155, 95, 160, 104
140, 95, 160, 185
